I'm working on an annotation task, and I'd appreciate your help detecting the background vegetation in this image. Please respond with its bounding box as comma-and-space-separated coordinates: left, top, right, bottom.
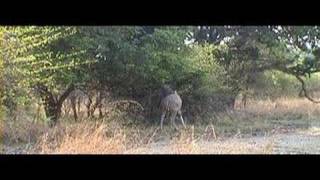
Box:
1, 26, 320, 154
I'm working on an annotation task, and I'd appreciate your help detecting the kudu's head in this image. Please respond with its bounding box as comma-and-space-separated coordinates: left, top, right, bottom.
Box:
159, 85, 175, 100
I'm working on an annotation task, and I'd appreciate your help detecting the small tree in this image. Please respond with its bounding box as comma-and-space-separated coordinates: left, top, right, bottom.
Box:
3, 26, 92, 126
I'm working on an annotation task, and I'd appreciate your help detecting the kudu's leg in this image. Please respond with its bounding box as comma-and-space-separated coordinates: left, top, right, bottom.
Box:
178, 110, 186, 128
171, 111, 178, 130
160, 111, 166, 130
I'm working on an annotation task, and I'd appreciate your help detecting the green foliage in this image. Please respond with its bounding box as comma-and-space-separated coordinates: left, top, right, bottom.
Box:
191, 26, 320, 103
10, 27, 91, 90
84, 27, 191, 96
252, 70, 299, 98
1, 27, 23, 116
1, 26, 96, 124
187, 43, 230, 95
3, 25, 320, 124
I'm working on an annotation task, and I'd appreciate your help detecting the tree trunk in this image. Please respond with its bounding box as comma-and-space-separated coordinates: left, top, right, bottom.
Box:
224, 95, 236, 110
77, 96, 81, 116
98, 105, 103, 118
231, 97, 237, 110
90, 91, 103, 117
43, 101, 61, 127
242, 93, 247, 108
86, 96, 92, 118
70, 96, 78, 122
35, 83, 75, 127
242, 83, 249, 109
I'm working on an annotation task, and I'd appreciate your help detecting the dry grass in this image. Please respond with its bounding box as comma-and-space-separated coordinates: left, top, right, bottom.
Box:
0, 119, 4, 153
126, 126, 275, 154
159, 125, 275, 154
169, 126, 202, 154
208, 97, 320, 136
2, 96, 320, 154
1, 109, 48, 145
243, 97, 320, 118
36, 122, 128, 154
169, 140, 274, 154
35, 122, 176, 154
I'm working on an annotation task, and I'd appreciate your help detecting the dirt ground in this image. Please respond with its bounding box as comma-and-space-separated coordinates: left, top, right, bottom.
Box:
124, 126, 320, 154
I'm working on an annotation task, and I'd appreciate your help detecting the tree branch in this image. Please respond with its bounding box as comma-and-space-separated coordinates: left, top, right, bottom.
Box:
34, 83, 56, 104
273, 65, 320, 103
295, 75, 320, 103
57, 84, 75, 106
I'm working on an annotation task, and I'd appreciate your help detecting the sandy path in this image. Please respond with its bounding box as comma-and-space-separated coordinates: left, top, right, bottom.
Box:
125, 127, 320, 154
271, 127, 320, 154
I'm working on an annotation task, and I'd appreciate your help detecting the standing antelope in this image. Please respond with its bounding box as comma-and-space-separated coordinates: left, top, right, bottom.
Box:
159, 85, 186, 130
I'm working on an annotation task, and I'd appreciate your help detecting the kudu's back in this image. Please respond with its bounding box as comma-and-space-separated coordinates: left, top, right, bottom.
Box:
160, 91, 182, 112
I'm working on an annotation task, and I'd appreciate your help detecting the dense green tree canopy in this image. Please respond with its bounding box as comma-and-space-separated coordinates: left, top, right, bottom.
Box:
2, 26, 320, 126
191, 26, 320, 100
